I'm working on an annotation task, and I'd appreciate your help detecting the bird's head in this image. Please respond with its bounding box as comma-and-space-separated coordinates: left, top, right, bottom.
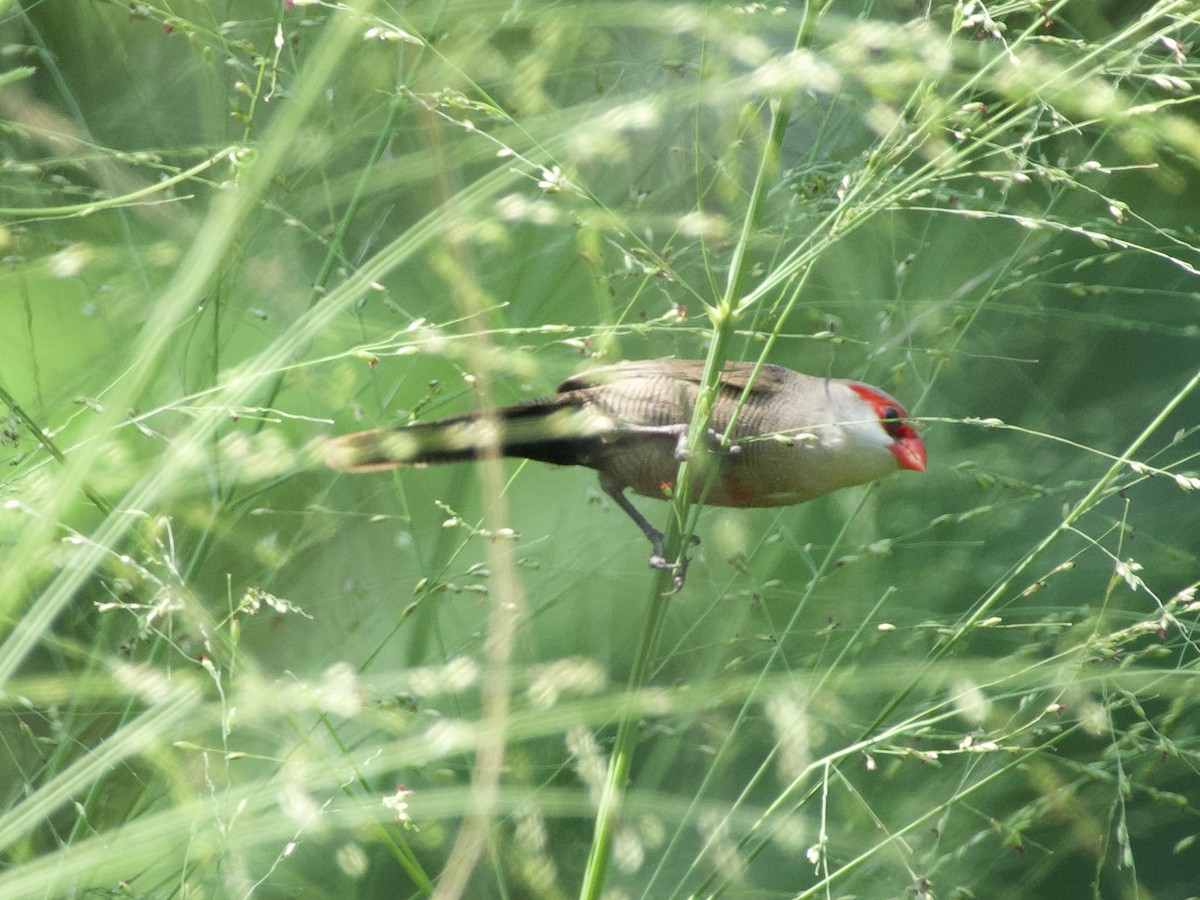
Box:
843, 382, 927, 474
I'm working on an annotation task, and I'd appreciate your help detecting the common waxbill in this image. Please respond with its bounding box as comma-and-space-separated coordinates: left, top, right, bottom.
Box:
325, 359, 926, 586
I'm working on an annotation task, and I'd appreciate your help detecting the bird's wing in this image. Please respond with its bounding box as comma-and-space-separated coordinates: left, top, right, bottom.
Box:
558, 359, 789, 395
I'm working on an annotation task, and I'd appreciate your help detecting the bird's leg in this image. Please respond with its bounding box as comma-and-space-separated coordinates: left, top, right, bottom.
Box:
613, 423, 742, 461
599, 473, 698, 594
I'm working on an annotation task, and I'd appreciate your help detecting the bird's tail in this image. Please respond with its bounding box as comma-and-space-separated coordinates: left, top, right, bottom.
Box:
324, 396, 615, 473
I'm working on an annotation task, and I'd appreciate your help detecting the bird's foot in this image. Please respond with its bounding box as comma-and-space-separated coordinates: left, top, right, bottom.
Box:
649, 552, 689, 595
648, 534, 700, 594
612, 423, 740, 462
672, 428, 742, 462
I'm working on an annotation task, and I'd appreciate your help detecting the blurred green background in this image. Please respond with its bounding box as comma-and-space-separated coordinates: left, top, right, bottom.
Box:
1, 0, 1198, 897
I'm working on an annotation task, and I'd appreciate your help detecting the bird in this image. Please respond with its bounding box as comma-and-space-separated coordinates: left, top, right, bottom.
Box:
325, 358, 926, 589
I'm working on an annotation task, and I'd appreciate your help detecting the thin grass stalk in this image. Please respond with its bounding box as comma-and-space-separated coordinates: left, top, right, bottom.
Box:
421, 104, 527, 896
578, 6, 818, 894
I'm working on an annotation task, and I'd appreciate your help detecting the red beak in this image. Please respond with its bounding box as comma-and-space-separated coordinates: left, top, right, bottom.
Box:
890, 432, 927, 473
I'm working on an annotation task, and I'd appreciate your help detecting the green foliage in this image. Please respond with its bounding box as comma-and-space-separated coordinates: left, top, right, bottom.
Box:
1, 0, 1199, 897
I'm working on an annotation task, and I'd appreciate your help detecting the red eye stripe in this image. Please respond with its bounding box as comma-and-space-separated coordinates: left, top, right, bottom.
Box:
847, 383, 910, 427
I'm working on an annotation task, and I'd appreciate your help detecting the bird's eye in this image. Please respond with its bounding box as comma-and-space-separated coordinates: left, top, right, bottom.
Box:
881, 406, 907, 438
